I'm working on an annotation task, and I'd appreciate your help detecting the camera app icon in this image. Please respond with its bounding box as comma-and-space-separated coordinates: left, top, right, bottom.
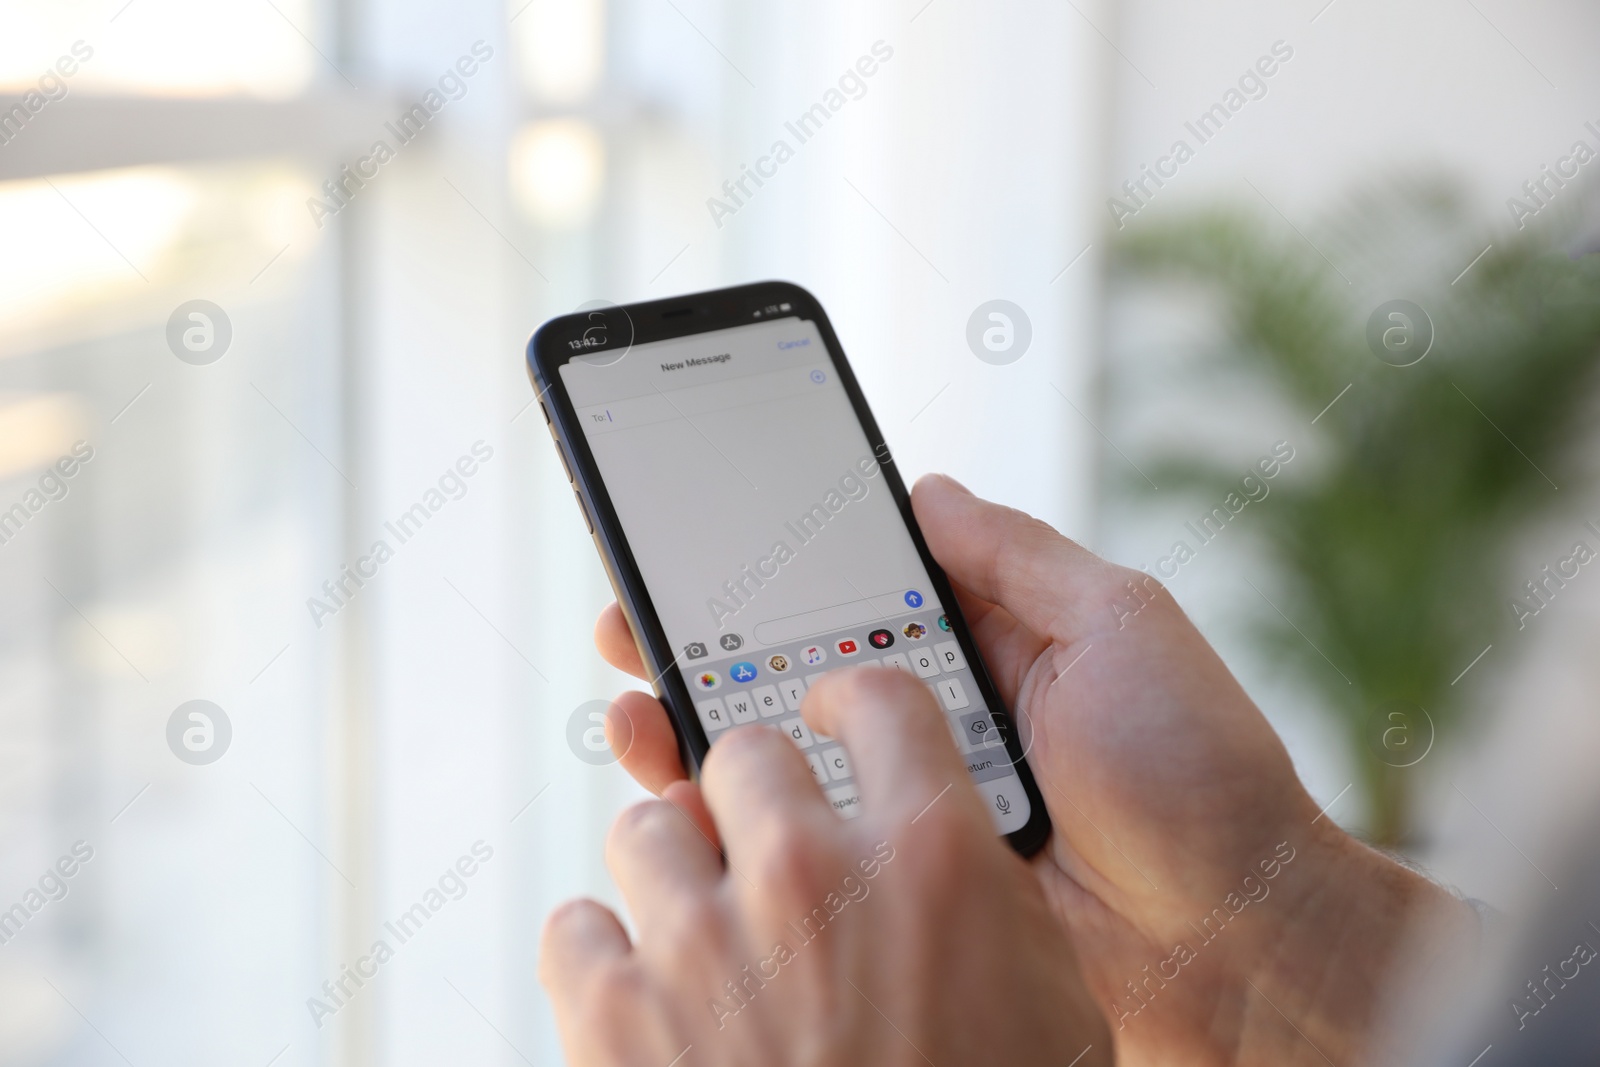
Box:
685, 642, 708, 660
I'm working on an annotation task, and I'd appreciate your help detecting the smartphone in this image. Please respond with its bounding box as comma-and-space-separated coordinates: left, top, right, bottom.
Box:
526, 281, 1050, 855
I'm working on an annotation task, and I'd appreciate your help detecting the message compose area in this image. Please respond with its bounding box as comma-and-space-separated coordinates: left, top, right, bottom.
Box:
574, 363, 829, 437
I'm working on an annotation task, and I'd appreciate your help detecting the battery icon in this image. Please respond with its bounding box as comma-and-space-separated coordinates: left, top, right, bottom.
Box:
779, 302, 791, 311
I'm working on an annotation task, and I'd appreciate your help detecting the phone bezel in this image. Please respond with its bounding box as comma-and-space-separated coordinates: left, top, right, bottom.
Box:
526, 281, 1051, 855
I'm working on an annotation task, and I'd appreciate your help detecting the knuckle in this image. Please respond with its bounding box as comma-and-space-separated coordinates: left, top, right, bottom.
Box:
749, 820, 832, 906
897, 802, 980, 875
1095, 563, 1171, 630
605, 798, 676, 855
1097, 563, 1159, 602
1115, 562, 1167, 599
588, 958, 645, 1003
702, 719, 813, 792
541, 897, 596, 941
538, 899, 610, 986
578, 960, 648, 1031
704, 719, 781, 770
655, 895, 726, 958
997, 510, 1068, 585
833, 667, 938, 722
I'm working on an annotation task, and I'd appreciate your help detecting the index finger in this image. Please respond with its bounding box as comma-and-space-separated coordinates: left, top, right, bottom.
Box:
801, 667, 989, 827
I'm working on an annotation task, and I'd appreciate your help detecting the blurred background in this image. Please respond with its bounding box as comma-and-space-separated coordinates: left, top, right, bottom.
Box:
1, 0, 1597, 1063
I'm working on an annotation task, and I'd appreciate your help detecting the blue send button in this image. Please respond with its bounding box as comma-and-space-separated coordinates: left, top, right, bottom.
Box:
904, 590, 923, 608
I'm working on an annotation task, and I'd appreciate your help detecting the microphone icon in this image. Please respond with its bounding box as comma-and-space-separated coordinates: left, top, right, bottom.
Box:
994, 794, 1012, 815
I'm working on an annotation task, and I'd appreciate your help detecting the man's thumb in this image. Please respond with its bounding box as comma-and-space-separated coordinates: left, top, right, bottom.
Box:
911, 473, 1127, 643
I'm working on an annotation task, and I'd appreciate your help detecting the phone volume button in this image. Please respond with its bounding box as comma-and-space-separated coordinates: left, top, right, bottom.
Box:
556, 441, 575, 483
573, 490, 594, 534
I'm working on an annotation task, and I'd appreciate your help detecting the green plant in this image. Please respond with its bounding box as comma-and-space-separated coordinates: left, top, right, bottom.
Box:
1111, 184, 1600, 846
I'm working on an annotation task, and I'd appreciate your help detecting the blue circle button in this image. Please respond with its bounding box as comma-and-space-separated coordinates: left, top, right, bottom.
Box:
730, 661, 758, 684
904, 590, 924, 608
809, 369, 826, 384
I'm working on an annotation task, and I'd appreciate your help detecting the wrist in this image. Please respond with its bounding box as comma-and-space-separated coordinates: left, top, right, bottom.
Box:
1237, 819, 1479, 1063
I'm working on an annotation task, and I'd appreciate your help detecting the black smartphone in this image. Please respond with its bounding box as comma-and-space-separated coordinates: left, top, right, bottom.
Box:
526, 281, 1051, 855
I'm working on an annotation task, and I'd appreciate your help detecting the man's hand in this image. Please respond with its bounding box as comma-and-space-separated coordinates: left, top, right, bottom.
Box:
580, 473, 1476, 1065
539, 668, 1112, 1066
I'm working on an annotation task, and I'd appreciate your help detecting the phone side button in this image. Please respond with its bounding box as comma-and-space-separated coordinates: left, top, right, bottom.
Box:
556, 441, 575, 483
573, 491, 594, 534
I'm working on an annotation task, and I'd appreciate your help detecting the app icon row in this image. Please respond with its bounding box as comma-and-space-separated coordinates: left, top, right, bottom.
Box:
685, 598, 954, 663
692, 636, 968, 692
685, 613, 951, 673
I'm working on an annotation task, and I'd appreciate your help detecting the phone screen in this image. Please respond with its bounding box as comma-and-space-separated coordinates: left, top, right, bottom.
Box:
558, 315, 1032, 833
